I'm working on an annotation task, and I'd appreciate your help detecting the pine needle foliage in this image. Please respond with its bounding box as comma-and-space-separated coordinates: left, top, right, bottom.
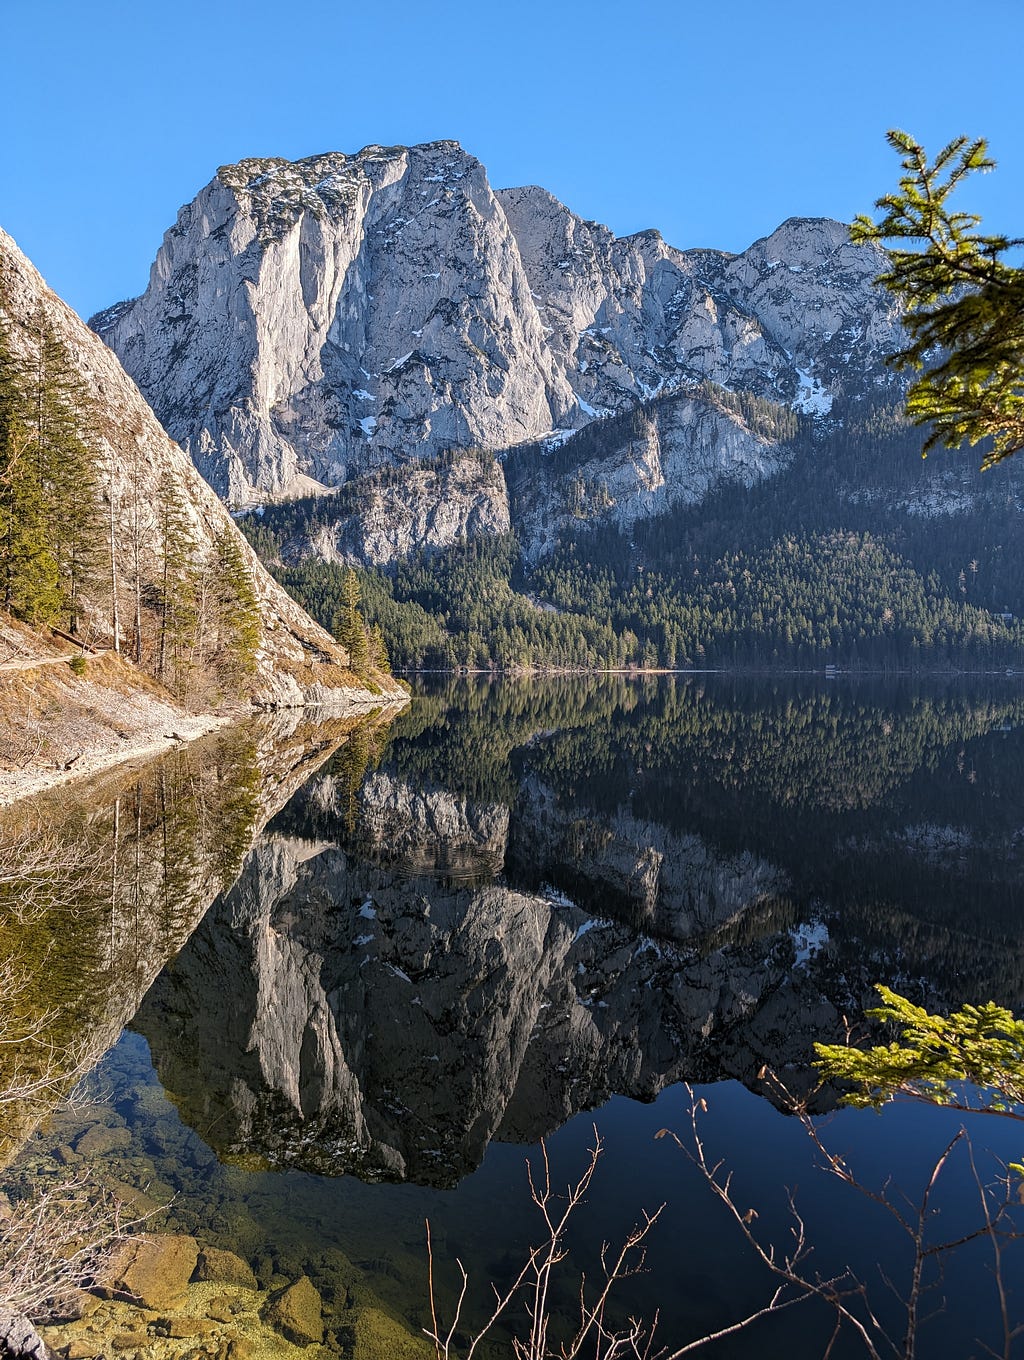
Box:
156, 471, 199, 695
332, 567, 370, 676
851, 129, 1024, 468
211, 529, 262, 689
815, 984, 1024, 1121
0, 307, 104, 626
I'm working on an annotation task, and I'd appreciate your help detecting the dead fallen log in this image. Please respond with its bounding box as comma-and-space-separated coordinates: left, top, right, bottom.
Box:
49, 628, 98, 654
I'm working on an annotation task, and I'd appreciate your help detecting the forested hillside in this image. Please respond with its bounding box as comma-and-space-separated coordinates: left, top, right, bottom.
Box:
0, 305, 261, 699
0, 227, 404, 711
242, 391, 1024, 671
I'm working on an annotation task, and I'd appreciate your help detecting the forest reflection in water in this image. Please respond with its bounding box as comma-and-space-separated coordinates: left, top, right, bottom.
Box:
4, 675, 1024, 1358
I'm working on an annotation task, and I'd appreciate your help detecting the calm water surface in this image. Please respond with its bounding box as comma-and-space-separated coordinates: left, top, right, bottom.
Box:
5, 677, 1024, 1358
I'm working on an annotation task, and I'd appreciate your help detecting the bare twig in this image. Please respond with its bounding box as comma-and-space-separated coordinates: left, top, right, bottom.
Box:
424, 1130, 664, 1360
0, 1174, 139, 1322
658, 1088, 887, 1360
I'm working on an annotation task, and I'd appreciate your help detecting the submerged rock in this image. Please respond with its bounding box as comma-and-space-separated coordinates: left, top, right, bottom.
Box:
107, 1235, 199, 1311
74, 1125, 131, 1159
261, 1277, 323, 1347
192, 1249, 258, 1292
343, 1305, 433, 1359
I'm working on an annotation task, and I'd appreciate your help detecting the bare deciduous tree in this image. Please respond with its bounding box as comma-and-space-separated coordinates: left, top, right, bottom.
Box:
0, 1175, 135, 1323
425, 1086, 1024, 1360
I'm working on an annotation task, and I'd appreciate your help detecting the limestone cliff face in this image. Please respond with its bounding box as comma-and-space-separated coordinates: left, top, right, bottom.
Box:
278, 450, 511, 568
92, 143, 901, 529
0, 228, 404, 707
508, 389, 793, 559
496, 193, 894, 413
94, 145, 575, 504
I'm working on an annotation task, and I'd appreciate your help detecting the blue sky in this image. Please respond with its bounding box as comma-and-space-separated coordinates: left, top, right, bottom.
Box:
6, 0, 1024, 319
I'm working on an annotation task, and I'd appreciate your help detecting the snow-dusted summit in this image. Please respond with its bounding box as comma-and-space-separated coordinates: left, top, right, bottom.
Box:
92, 142, 902, 509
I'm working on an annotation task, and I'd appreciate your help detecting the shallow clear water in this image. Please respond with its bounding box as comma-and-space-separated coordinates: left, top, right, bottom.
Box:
6, 677, 1024, 1357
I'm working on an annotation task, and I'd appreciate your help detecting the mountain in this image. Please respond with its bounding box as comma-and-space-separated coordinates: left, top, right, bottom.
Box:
89, 142, 1024, 671
91, 142, 901, 511
0, 227, 405, 709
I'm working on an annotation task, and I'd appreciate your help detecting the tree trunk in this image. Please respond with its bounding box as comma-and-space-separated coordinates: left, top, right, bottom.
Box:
108, 473, 121, 654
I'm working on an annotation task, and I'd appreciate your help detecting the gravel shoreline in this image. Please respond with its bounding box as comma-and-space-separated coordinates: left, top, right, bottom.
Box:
0, 709, 232, 808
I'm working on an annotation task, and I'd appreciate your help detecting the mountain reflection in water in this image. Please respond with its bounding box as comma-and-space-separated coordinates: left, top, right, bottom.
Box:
6, 676, 1024, 1358
135, 677, 1024, 1186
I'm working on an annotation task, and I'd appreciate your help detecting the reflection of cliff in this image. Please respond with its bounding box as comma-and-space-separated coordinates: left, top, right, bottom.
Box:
375, 678, 1024, 971
0, 710, 393, 1165
284, 763, 790, 940
509, 774, 788, 941
135, 672, 1024, 1191
138, 803, 1024, 1192
312, 770, 509, 883
134, 813, 838, 1188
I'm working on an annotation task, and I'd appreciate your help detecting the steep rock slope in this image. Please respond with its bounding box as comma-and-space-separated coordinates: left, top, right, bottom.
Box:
497, 191, 895, 413
0, 228, 405, 707
94, 144, 575, 502
92, 142, 901, 516
279, 448, 511, 568
507, 388, 795, 559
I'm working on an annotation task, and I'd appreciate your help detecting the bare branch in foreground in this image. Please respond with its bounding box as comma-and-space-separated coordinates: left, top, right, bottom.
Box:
424, 1129, 665, 1360
0, 1174, 139, 1323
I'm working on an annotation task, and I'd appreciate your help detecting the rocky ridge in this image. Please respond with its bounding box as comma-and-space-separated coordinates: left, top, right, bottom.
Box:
91, 143, 903, 551
0, 228, 404, 707
506, 387, 796, 559
278, 449, 510, 568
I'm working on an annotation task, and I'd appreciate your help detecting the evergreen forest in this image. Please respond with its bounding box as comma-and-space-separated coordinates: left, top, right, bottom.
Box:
0, 298, 262, 701
241, 390, 1024, 672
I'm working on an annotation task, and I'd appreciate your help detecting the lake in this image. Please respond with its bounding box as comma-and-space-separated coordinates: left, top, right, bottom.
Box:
3, 677, 1023, 1359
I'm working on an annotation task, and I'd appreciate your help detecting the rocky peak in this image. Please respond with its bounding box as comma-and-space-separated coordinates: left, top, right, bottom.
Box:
212, 140, 474, 244
715, 216, 901, 397
92, 142, 904, 515
94, 141, 574, 503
